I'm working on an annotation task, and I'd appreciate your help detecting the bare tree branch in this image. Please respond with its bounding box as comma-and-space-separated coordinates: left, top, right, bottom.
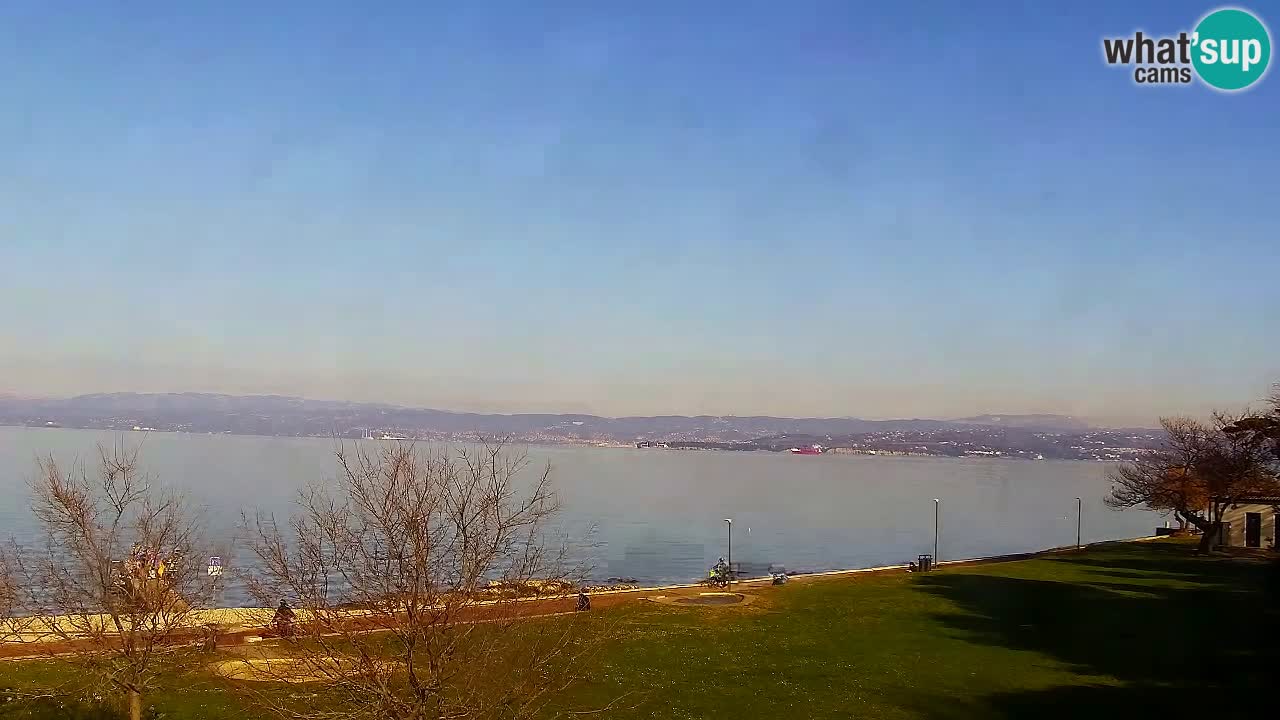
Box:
0, 440, 224, 720
238, 440, 603, 720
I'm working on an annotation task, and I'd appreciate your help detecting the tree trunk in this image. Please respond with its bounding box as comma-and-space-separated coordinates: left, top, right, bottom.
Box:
1175, 510, 1215, 552
1195, 521, 1223, 553
128, 688, 142, 720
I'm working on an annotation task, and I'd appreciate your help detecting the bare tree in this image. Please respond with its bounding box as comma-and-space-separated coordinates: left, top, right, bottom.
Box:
241, 441, 598, 720
1107, 413, 1280, 551
0, 441, 222, 720
0, 552, 31, 646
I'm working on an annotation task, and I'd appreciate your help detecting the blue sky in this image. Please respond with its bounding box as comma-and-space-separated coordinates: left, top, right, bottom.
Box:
1, 1, 1277, 423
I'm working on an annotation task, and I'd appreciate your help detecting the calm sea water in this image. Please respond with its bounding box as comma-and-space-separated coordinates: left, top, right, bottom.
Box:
0, 428, 1160, 599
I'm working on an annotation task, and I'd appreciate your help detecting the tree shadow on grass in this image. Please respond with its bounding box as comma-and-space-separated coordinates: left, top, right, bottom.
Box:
1077, 568, 1229, 584
893, 681, 1275, 720
907, 546, 1279, 718
1047, 541, 1273, 585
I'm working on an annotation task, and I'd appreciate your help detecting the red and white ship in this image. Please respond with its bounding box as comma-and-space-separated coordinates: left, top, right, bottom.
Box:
788, 444, 825, 455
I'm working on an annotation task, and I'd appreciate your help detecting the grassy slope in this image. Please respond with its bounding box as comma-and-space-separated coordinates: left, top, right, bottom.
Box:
555, 539, 1278, 719
2, 540, 1275, 719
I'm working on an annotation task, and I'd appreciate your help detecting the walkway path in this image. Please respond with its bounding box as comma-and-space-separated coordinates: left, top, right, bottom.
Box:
0, 537, 1158, 660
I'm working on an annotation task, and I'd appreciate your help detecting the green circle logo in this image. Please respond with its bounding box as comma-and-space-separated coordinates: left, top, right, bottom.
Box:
1192, 8, 1271, 91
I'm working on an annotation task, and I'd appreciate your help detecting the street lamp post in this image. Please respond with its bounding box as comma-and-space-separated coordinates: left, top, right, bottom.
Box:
933, 499, 940, 566
1076, 497, 1082, 549
724, 519, 733, 586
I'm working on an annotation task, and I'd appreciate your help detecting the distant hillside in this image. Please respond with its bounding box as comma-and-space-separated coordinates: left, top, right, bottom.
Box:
951, 414, 1091, 431
0, 392, 1104, 440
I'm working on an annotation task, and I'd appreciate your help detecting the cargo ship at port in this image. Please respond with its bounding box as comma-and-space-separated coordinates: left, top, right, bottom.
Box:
788, 444, 825, 455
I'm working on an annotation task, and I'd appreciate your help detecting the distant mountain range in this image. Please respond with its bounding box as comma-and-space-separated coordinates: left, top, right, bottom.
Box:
0, 393, 1168, 461
0, 392, 1099, 439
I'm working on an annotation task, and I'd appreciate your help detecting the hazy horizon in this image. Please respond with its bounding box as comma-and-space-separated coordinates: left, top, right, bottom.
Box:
0, 385, 1209, 429
2, 1, 1277, 427
0, 372, 1270, 428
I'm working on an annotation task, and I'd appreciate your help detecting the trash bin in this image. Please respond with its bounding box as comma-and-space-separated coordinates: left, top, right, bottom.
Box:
917, 554, 933, 572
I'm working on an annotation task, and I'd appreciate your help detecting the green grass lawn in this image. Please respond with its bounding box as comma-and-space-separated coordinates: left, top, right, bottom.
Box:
2, 540, 1276, 719
559, 540, 1279, 718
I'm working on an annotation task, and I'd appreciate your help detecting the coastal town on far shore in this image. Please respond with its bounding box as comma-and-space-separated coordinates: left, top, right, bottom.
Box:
1, 393, 1164, 463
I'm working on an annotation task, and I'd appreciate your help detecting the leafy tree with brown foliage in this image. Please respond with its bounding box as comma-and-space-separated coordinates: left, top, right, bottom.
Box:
1107, 412, 1280, 551
1223, 385, 1280, 467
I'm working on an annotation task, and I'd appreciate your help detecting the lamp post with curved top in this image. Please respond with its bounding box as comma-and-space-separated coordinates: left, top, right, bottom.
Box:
1076, 497, 1083, 549
933, 499, 940, 565
724, 518, 733, 586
